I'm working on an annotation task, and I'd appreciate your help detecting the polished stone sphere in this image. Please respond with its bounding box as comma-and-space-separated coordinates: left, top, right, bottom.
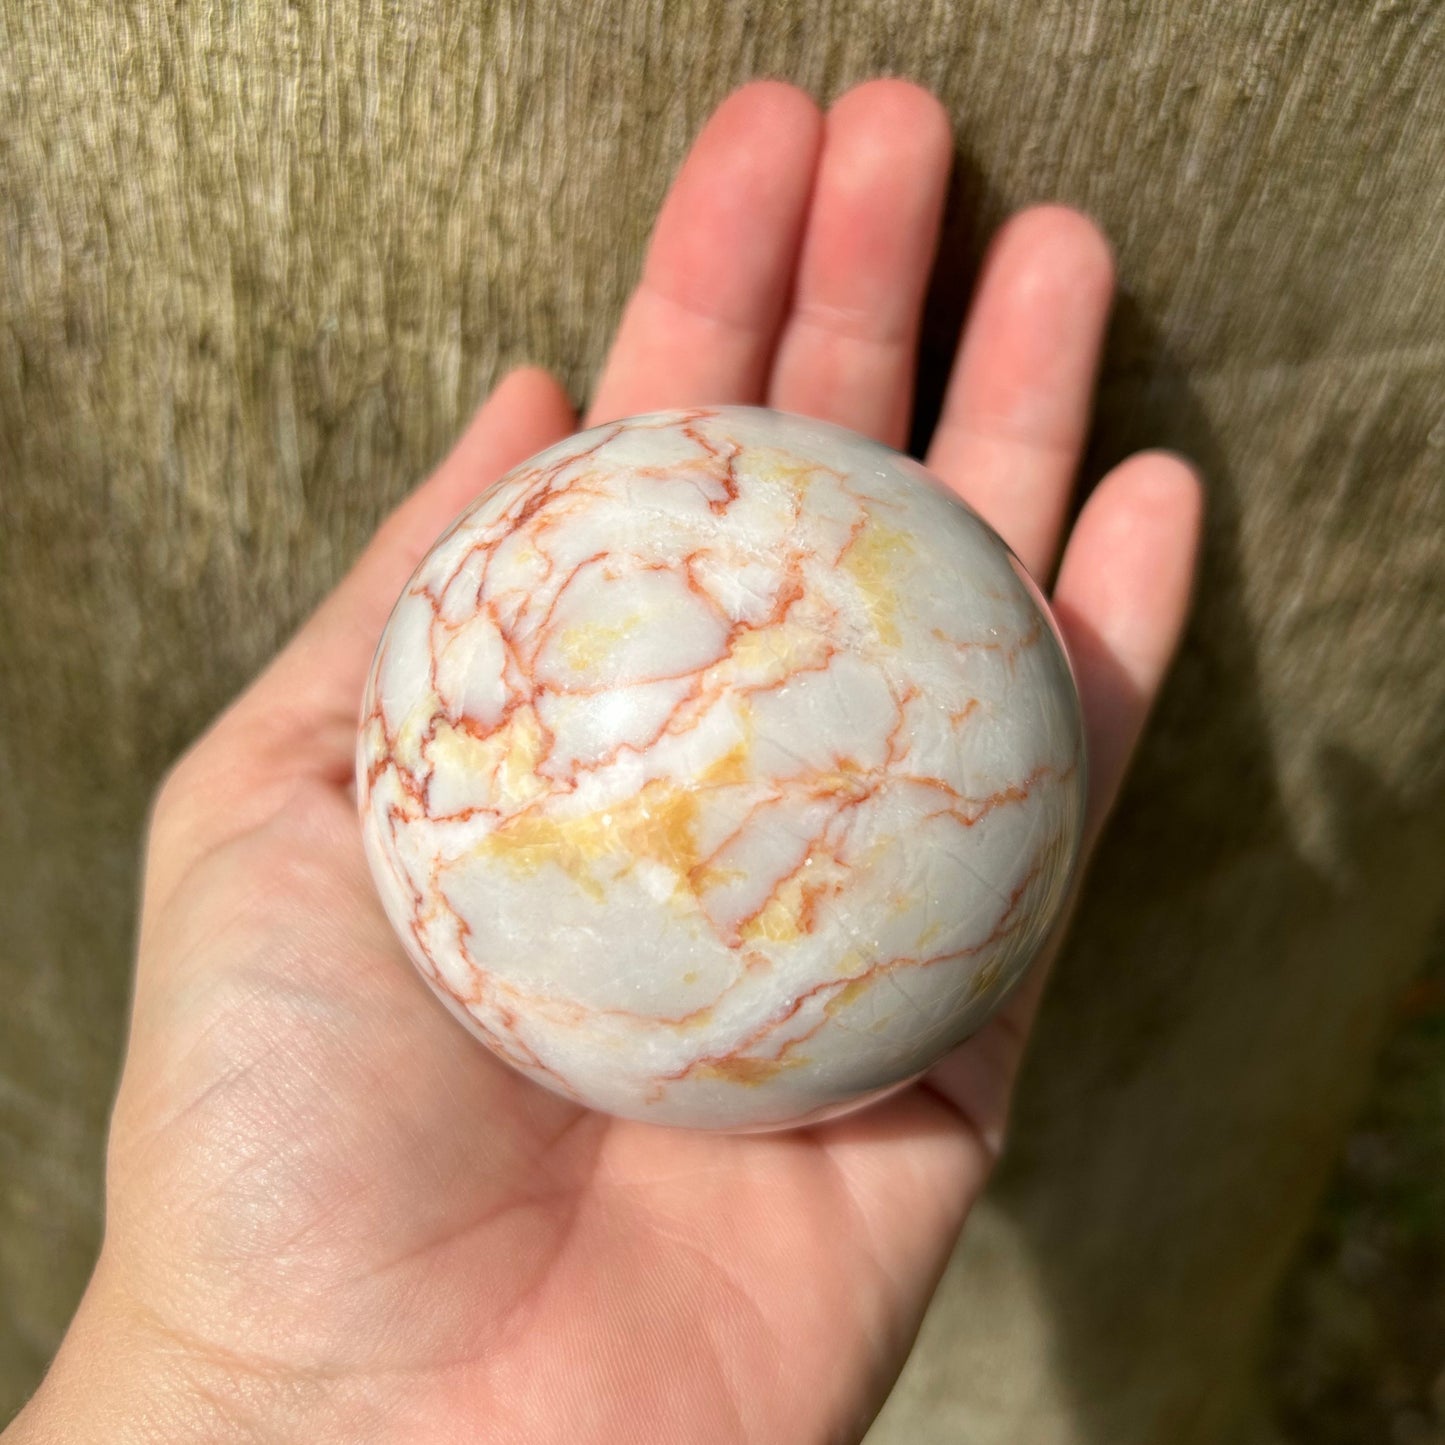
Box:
357, 406, 1085, 1130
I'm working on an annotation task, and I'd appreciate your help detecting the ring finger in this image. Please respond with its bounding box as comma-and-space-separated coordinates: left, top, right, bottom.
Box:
925, 205, 1116, 581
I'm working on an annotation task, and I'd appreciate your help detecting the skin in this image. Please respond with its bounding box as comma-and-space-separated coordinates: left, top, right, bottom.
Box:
7, 80, 1202, 1445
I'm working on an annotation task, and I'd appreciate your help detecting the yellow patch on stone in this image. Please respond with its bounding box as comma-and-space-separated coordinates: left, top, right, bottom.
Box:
692, 1053, 805, 1086
500, 711, 549, 800
725, 620, 833, 688
737, 859, 822, 943
556, 612, 643, 674
426, 709, 548, 807
740, 892, 804, 944
843, 519, 914, 646
478, 737, 754, 904
748, 446, 827, 500
828, 976, 875, 1013
811, 757, 872, 802
689, 860, 747, 893
727, 625, 792, 677
482, 777, 696, 898
916, 918, 946, 950
699, 737, 751, 788
393, 702, 435, 776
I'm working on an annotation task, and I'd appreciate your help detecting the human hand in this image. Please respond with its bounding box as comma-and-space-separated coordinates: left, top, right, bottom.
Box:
9, 80, 1201, 1445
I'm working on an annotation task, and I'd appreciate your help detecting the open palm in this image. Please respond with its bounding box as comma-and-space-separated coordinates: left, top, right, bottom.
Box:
20, 81, 1201, 1445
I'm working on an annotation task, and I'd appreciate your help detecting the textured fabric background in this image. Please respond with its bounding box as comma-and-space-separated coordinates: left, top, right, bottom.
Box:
1, 2, 1442, 1438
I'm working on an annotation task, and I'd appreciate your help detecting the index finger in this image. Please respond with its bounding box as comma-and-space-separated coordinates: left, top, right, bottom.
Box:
586, 82, 822, 424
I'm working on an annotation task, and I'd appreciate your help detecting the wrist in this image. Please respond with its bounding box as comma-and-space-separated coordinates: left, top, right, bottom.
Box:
5, 1262, 264, 1445
6, 1250, 411, 1445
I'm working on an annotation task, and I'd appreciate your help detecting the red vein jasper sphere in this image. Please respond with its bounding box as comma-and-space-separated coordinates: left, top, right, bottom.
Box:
357, 406, 1085, 1131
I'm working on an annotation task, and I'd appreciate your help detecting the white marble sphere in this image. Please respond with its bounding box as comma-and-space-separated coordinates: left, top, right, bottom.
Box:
357, 406, 1086, 1131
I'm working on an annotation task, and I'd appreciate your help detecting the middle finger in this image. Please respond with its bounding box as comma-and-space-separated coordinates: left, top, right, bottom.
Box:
767, 79, 953, 447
